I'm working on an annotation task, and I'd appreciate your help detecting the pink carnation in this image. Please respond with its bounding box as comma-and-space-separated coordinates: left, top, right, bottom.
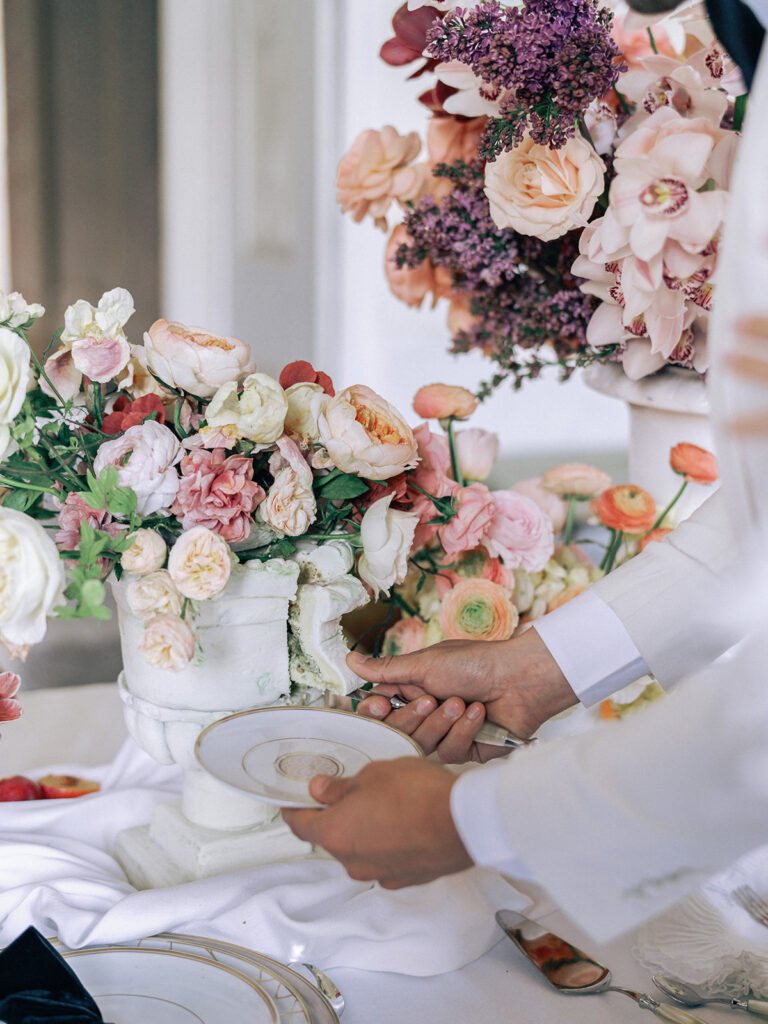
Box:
482, 490, 554, 572
438, 483, 495, 557
0, 671, 22, 722
172, 448, 265, 543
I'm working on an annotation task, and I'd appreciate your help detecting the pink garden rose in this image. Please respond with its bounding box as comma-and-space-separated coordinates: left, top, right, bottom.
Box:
258, 436, 317, 537
0, 670, 22, 722
412, 383, 478, 420
94, 420, 181, 517
539, 462, 612, 499
143, 319, 252, 399
382, 616, 428, 656
140, 614, 195, 671
438, 483, 495, 557
439, 578, 519, 642
481, 490, 554, 572
172, 447, 265, 543
336, 126, 428, 231
512, 477, 568, 533
455, 428, 499, 481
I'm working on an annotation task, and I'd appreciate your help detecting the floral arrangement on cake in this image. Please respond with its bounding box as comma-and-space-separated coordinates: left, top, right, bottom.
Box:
338, 0, 746, 389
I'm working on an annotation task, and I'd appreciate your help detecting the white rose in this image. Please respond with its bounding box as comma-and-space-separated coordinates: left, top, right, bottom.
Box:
140, 614, 195, 671
258, 436, 316, 537
121, 529, 168, 575
94, 420, 181, 517
143, 318, 252, 398
357, 494, 418, 597
167, 526, 232, 600
206, 372, 288, 444
485, 134, 605, 241
0, 508, 64, 647
0, 327, 31, 425
284, 382, 326, 442
127, 569, 182, 619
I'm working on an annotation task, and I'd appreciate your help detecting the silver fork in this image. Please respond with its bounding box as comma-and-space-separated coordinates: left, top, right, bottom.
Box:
733, 884, 768, 927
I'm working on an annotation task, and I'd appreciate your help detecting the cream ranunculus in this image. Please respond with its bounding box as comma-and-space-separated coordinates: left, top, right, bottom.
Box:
485, 134, 605, 242
258, 436, 317, 536
284, 381, 327, 443
121, 529, 168, 575
167, 526, 232, 600
93, 420, 181, 517
140, 614, 195, 671
143, 318, 252, 399
127, 569, 182, 619
357, 494, 419, 597
0, 327, 31, 425
206, 372, 288, 445
0, 508, 64, 648
0, 290, 45, 328
317, 385, 419, 481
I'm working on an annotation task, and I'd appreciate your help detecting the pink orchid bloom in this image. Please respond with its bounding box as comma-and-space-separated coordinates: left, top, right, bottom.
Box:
0, 671, 22, 722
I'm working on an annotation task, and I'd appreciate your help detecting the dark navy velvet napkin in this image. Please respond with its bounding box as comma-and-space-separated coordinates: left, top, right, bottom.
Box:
0, 927, 106, 1024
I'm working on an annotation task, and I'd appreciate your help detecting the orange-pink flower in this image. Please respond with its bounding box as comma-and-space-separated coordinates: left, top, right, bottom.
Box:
0, 670, 22, 722
638, 527, 673, 552
385, 225, 447, 309
336, 126, 428, 231
596, 485, 657, 533
412, 383, 478, 420
439, 578, 518, 642
540, 462, 612, 499
669, 442, 719, 484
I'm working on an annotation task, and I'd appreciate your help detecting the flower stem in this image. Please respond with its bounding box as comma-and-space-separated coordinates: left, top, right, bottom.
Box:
600, 529, 624, 573
446, 418, 465, 488
734, 93, 748, 132
0, 474, 58, 494
563, 496, 577, 545
651, 478, 687, 531
646, 26, 658, 53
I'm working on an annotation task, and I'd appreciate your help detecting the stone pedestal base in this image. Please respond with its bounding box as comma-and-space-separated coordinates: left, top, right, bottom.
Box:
114, 799, 316, 889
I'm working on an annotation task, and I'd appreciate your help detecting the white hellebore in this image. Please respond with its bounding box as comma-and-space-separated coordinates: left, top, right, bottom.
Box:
0, 326, 31, 425
357, 494, 419, 598
0, 508, 64, 648
206, 372, 288, 445
94, 420, 182, 517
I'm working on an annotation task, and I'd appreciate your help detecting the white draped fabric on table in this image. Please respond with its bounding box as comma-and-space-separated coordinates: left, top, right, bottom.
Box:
0, 683, 739, 1024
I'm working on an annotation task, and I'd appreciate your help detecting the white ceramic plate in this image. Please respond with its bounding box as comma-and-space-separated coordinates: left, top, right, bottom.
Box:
195, 706, 422, 808
62, 946, 279, 1024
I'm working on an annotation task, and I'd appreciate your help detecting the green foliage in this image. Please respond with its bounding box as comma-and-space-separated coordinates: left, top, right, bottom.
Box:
240, 536, 299, 562
78, 465, 138, 517
314, 470, 370, 501
54, 521, 130, 620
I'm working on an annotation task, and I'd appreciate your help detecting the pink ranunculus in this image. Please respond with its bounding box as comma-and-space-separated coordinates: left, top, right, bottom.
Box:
385, 224, 443, 309
482, 490, 555, 572
455, 428, 499, 481
438, 483, 495, 557
439, 578, 519, 642
0, 670, 22, 721
412, 383, 478, 420
71, 332, 131, 384
94, 420, 181, 517
382, 616, 428, 656
172, 447, 265, 543
140, 614, 195, 671
512, 477, 568, 533
336, 126, 428, 231
539, 462, 612, 499
411, 423, 456, 498
143, 319, 253, 399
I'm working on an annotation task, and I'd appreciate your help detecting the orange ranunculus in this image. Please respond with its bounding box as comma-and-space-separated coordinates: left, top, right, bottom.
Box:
595, 485, 657, 533
412, 383, 478, 420
669, 442, 719, 484
546, 583, 588, 613
439, 578, 518, 642
637, 527, 673, 553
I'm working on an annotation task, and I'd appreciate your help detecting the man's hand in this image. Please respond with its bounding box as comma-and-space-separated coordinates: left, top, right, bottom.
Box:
282, 758, 473, 888
346, 627, 577, 762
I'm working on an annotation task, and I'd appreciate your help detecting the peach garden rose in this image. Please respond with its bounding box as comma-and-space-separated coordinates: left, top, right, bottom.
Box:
336, 126, 428, 231
140, 614, 195, 671
144, 318, 252, 399
167, 526, 232, 600
318, 385, 418, 481
127, 570, 183, 620
121, 529, 167, 575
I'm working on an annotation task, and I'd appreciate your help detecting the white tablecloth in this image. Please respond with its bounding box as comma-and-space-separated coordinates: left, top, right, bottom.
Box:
0, 684, 737, 1023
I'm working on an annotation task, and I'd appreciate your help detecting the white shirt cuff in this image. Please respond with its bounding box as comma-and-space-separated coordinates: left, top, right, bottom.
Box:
532, 589, 649, 707
450, 762, 535, 880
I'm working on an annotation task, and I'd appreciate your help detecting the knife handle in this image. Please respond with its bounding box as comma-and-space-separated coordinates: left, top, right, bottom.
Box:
474, 719, 531, 749
746, 999, 768, 1018
652, 1003, 713, 1024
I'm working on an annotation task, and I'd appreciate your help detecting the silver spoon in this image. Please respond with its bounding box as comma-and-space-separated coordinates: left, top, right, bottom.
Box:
653, 975, 768, 1018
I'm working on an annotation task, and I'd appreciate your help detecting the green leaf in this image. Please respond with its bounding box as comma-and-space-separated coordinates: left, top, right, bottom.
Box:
317, 474, 369, 500
1, 488, 35, 511
80, 578, 106, 607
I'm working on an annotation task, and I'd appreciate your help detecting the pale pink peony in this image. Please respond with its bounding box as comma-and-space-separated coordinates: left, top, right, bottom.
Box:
512, 477, 568, 533
540, 462, 612, 499
258, 436, 317, 537
143, 319, 252, 399
121, 529, 167, 575
0, 670, 22, 721
439, 578, 519, 642
94, 420, 181, 517
127, 570, 183, 620
336, 126, 428, 231
318, 385, 419, 481
172, 447, 264, 543
140, 614, 195, 671
455, 428, 499, 481
412, 383, 478, 420
385, 225, 447, 309
482, 490, 555, 571
167, 526, 232, 600
485, 134, 605, 241
382, 616, 428, 656
439, 483, 495, 557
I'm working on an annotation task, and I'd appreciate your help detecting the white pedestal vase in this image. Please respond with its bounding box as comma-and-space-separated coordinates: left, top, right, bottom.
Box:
112, 548, 368, 889
584, 363, 715, 521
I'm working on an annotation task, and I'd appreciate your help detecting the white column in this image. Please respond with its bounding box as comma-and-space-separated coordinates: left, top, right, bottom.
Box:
0, 0, 12, 292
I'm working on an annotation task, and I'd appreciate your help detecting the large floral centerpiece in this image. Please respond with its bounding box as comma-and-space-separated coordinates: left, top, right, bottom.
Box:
338, 0, 745, 388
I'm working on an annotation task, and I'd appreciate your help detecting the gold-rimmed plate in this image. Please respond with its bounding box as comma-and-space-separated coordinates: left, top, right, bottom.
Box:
195, 706, 423, 808
61, 945, 279, 1023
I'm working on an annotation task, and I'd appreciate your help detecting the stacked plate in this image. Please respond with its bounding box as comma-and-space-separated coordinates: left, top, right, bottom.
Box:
55, 932, 340, 1023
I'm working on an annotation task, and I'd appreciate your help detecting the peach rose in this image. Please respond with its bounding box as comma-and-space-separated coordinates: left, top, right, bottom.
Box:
540, 463, 612, 499
596, 485, 657, 533
336, 126, 429, 231
127, 570, 183, 620
206, 372, 288, 445
385, 225, 445, 309
121, 529, 167, 575
638, 527, 674, 552
258, 436, 317, 537
412, 383, 478, 420
512, 477, 568, 533
167, 526, 232, 600
426, 115, 487, 167
482, 490, 555, 572
140, 614, 195, 671
439, 578, 518, 642
485, 134, 605, 241
447, 294, 479, 338
455, 428, 499, 482
669, 442, 719, 484
382, 616, 428, 656
318, 385, 418, 481
438, 483, 495, 557
143, 319, 252, 398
